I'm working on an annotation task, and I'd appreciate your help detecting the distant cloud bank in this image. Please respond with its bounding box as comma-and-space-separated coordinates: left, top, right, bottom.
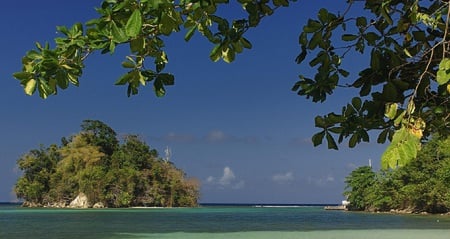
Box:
272, 171, 294, 184
152, 129, 262, 145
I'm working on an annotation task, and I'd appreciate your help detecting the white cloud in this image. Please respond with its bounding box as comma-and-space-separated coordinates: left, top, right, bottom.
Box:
307, 174, 336, 186
206, 176, 215, 183
326, 175, 335, 182
159, 132, 196, 143
206, 130, 227, 142
205, 166, 244, 190
232, 180, 245, 189
272, 171, 294, 183
219, 166, 236, 186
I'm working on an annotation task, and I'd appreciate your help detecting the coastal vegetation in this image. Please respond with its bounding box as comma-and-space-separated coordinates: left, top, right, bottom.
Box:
14, 120, 200, 208
12, 1, 450, 168
344, 135, 450, 214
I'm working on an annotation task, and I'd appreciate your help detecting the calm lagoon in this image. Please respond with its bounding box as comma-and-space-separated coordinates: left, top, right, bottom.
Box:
1, 203, 449, 239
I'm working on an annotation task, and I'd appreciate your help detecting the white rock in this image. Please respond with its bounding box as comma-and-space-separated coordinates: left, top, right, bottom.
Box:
93, 202, 105, 208
69, 193, 90, 208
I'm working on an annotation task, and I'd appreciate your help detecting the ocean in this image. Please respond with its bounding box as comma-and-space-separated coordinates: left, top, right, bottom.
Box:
1, 203, 450, 239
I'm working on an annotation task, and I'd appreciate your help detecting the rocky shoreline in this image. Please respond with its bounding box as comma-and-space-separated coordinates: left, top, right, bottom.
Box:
22, 193, 105, 209
353, 207, 450, 216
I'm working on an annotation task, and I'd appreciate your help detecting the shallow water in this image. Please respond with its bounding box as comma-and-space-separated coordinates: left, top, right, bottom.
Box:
118, 230, 450, 239
1, 204, 449, 239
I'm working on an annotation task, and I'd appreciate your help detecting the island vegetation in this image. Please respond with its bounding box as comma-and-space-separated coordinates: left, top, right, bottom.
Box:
14, 120, 200, 208
344, 135, 450, 214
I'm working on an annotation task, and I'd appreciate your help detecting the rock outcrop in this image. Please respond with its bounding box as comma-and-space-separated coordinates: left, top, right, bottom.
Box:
93, 202, 105, 208
69, 193, 90, 208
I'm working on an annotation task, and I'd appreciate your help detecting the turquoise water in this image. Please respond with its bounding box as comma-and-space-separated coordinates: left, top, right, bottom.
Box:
1, 204, 450, 239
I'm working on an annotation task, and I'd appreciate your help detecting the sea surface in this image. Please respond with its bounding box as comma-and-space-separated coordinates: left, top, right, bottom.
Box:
1, 203, 450, 239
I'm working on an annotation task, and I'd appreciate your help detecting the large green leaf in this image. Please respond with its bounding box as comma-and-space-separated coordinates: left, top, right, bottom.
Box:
126, 9, 142, 38
111, 21, 128, 43
381, 127, 421, 169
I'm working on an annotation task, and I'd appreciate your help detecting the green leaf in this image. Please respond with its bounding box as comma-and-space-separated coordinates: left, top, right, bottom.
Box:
351, 97, 362, 110
363, 32, 379, 46
308, 31, 322, 49
153, 78, 166, 97
381, 127, 421, 169
298, 32, 307, 45
56, 71, 69, 89
437, 58, 450, 85
377, 128, 390, 144
295, 47, 307, 64
338, 69, 349, 77
384, 103, 398, 120
273, 0, 289, 7
349, 134, 358, 148
326, 132, 338, 150
318, 8, 328, 23
24, 79, 37, 95
209, 45, 222, 62
184, 26, 197, 42
314, 116, 326, 128
303, 19, 322, 33
404, 48, 413, 58
37, 80, 52, 99
394, 111, 406, 126
115, 72, 132, 85
126, 9, 142, 38
342, 34, 358, 41
406, 100, 415, 115
13, 72, 32, 81
130, 37, 145, 53
356, 17, 367, 27
222, 47, 235, 63
381, 82, 398, 101
381, 144, 398, 169
240, 37, 252, 49
412, 31, 426, 41
111, 21, 127, 43
312, 131, 325, 146
380, 5, 393, 25
157, 73, 175, 85
122, 60, 136, 69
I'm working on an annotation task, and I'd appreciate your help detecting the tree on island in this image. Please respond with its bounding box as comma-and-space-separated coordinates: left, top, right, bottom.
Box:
12, 1, 450, 167
14, 120, 200, 208
344, 135, 450, 213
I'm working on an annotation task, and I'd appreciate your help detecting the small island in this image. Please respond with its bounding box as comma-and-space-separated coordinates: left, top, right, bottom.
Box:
14, 120, 199, 208
344, 135, 450, 214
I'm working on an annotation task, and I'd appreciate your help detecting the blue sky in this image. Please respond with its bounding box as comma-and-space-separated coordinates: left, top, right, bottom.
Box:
0, 1, 386, 203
